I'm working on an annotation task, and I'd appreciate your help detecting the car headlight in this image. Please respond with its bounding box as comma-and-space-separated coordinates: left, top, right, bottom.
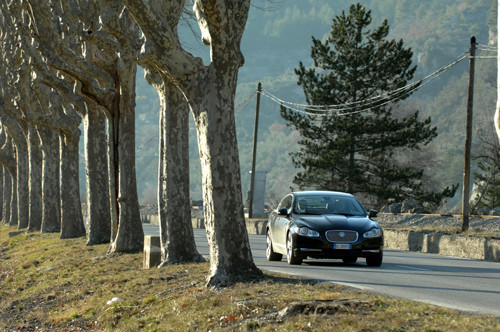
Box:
363, 228, 382, 238
292, 226, 320, 237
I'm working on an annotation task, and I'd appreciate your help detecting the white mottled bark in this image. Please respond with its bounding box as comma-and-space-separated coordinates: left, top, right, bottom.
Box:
60, 130, 86, 239
84, 103, 112, 245
156, 75, 204, 264
108, 60, 144, 253
39, 126, 61, 233
16, 144, 30, 229
191, 68, 258, 286
2, 169, 11, 223
9, 162, 17, 226
27, 126, 43, 233
1, 118, 29, 229
0, 128, 6, 222
121, 0, 260, 285
0, 167, 3, 221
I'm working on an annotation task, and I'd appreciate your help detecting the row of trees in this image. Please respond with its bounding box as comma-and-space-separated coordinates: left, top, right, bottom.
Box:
0, 0, 260, 287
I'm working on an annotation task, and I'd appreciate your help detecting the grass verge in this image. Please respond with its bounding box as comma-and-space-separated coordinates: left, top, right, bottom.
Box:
1, 224, 499, 331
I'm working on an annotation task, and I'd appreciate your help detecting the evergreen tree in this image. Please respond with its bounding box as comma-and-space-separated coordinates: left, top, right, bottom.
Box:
281, 2, 457, 207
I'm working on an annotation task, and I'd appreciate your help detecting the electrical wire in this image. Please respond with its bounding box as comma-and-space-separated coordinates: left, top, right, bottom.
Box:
234, 90, 258, 112
257, 52, 469, 117
476, 43, 497, 52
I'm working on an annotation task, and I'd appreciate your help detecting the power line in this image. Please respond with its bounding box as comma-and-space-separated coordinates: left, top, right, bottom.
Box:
257, 51, 469, 117
476, 43, 497, 52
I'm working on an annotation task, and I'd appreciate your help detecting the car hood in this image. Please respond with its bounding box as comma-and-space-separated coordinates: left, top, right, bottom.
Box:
294, 214, 378, 231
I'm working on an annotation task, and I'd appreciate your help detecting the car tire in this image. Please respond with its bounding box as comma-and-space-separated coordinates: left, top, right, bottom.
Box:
342, 257, 358, 264
266, 231, 283, 261
366, 252, 383, 267
286, 232, 302, 265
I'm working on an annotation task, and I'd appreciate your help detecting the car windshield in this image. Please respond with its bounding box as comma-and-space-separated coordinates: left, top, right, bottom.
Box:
293, 195, 366, 216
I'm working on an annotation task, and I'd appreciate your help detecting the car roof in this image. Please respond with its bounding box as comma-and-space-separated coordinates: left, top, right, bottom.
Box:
292, 191, 354, 198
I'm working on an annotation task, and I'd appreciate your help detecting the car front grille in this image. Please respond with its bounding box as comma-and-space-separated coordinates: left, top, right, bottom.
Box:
325, 230, 358, 243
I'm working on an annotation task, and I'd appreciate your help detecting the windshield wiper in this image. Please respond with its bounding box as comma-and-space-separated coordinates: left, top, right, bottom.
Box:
295, 211, 322, 215
332, 212, 356, 217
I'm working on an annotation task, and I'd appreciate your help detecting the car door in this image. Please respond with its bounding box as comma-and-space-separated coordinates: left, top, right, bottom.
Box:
273, 194, 293, 254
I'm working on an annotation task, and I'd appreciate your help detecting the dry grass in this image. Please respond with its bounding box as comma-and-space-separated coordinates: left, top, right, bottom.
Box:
1, 224, 499, 331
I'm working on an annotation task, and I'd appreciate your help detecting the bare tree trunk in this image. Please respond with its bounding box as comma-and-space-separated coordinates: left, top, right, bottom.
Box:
0, 129, 7, 223
9, 163, 17, 226
109, 60, 143, 253
60, 130, 86, 239
115, 0, 259, 284
191, 66, 260, 286
16, 144, 29, 229
158, 79, 204, 265
2, 169, 11, 224
38, 126, 61, 233
1, 118, 30, 229
0, 167, 3, 221
28, 126, 42, 233
84, 104, 111, 245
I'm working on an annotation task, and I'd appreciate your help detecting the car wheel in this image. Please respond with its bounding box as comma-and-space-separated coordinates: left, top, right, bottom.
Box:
286, 232, 302, 265
266, 231, 282, 261
342, 257, 357, 264
366, 252, 383, 267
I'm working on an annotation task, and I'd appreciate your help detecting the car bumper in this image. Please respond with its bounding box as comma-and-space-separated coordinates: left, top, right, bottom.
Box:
293, 234, 384, 259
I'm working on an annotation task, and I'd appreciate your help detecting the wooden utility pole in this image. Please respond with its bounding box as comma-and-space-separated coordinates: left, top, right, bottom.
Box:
461, 36, 476, 232
249, 82, 262, 218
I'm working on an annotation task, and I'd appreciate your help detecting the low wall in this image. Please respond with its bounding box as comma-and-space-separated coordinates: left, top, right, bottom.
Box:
383, 230, 500, 261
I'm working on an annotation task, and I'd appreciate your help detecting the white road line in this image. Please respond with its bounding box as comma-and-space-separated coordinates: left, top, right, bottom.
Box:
397, 265, 431, 271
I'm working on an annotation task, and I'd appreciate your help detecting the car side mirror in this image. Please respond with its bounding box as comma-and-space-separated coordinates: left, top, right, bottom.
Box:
369, 209, 378, 218
278, 208, 289, 216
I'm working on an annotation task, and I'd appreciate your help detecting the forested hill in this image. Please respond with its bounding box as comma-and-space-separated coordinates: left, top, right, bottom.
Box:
131, 0, 496, 207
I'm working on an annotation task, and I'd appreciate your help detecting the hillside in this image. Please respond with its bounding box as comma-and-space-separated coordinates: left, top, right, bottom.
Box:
129, 0, 496, 208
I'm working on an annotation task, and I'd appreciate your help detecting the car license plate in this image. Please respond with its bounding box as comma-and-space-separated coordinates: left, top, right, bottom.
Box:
334, 243, 351, 250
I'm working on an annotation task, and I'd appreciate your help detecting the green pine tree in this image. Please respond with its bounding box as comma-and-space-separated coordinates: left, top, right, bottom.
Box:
281, 2, 457, 207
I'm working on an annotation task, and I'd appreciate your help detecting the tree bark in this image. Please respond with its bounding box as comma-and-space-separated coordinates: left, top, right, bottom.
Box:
190, 66, 260, 286
16, 144, 30, 229
2, 169, 11, 224
84, 103, 112, 245
157, 76, 204, 265
1, 118, 29, 229
27, 126, 43, 233
0, 167, 3, 221
120, 0, 260, 285
108, 60, 143, 253
38, 126, 61, 233
60, 129, 86, 239
8, 164, 17, 226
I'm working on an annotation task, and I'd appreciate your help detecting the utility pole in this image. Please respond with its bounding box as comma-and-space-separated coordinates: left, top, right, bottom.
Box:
461, 36, 476, 232
249, 82, 262, 218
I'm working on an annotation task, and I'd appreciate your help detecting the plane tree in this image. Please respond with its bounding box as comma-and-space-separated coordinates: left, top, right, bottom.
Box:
26, 0, 145, 250
111, 0, 261, 286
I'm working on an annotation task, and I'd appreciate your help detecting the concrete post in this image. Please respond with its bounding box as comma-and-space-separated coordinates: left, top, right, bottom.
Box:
252, 171, 266, 218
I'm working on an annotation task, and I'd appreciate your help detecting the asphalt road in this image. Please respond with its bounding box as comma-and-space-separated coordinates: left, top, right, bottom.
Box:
143, 224, 500, 316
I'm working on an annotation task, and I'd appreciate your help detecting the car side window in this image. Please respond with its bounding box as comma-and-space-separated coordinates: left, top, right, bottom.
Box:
278, 195, 292, 211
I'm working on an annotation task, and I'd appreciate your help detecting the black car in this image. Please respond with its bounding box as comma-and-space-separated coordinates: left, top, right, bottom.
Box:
266, 191, 383, 266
